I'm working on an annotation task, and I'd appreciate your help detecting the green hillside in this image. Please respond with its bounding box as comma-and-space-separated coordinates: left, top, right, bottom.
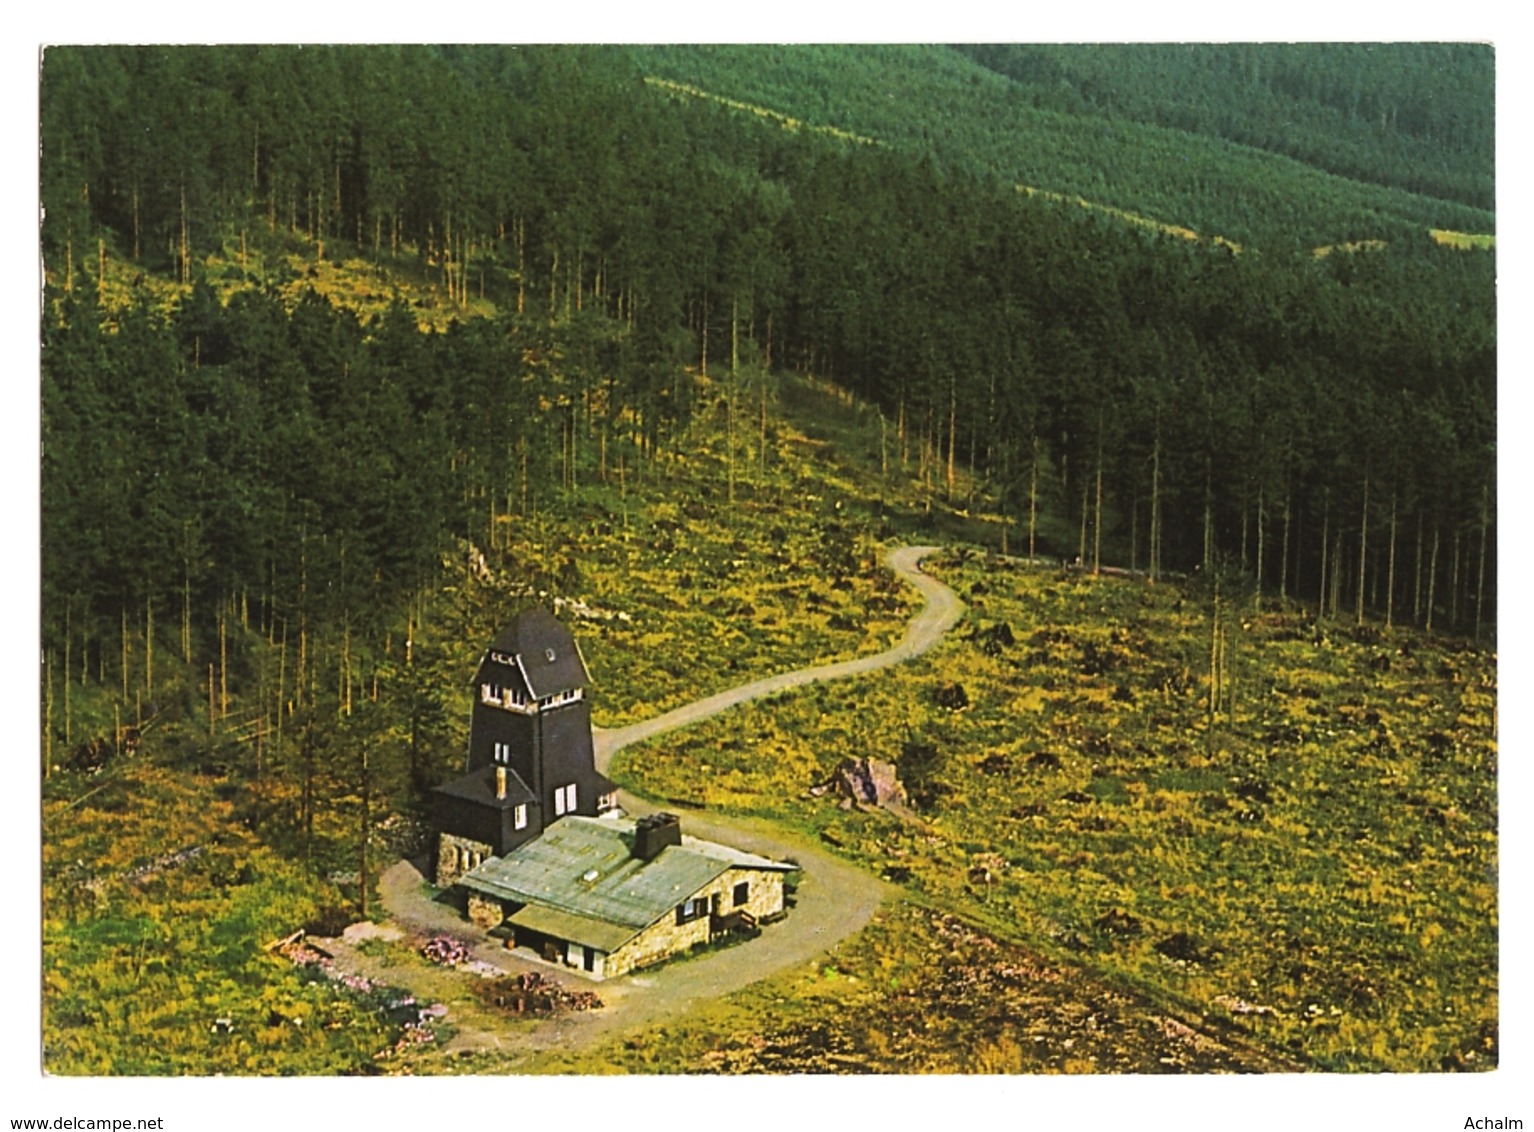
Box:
632, 43, 1495, 250
958, 43, 1493, 212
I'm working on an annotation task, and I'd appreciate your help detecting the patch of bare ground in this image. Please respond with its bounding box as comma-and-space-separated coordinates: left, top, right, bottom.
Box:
671, 905, 1300, 1074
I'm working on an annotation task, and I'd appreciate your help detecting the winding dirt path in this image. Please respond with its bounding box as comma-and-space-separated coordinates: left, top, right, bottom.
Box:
378, 544, 965, 1062
591, 544, 964, 773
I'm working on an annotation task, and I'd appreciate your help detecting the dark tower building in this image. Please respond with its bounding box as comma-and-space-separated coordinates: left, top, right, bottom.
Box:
432, 608, 619, 886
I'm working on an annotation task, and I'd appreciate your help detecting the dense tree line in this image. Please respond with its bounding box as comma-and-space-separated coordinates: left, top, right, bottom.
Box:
40, 44, 1496, 765
957, 43, 1494, 214
635, 43, 1495, 250
779, 145, 1493, 632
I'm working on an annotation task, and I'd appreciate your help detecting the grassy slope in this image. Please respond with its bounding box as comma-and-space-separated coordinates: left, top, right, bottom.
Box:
633, 44, 1494, 251
42, 763, 400, 1074
419, 371, 921, 736
581, 552, 1495, 1073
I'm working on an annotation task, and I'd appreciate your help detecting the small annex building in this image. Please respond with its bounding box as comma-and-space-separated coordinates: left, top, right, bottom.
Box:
458, 812, 793, 979
431, 608, 795, 979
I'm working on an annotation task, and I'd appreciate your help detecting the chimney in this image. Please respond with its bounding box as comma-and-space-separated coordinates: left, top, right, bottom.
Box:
633, 812, 682, 862
496, 766, 507, 800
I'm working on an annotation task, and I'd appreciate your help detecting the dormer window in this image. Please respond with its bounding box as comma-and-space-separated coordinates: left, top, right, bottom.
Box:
545, 647, 557, 662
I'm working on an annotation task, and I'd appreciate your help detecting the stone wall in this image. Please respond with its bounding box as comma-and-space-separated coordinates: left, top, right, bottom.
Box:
727, 867, 786, 923
603, 867, 787, 978
436, 832, 494, 888
604, 905, 711, 978
467, 891, 506, 930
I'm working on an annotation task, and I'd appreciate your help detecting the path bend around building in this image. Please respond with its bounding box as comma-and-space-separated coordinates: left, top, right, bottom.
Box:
378, 544, 965, 1062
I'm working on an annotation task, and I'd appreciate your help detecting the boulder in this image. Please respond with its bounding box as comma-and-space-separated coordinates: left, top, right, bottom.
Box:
830, 757, 908, 808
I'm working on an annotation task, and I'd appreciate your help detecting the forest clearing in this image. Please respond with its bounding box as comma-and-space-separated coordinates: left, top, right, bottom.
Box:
609, 552, 1497, 1073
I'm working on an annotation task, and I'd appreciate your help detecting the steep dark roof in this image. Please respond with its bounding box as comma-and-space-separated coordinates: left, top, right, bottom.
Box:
479, 606, 589, 699
432, 764, 536, 810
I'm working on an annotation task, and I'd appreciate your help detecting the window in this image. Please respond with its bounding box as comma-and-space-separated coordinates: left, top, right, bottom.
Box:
733, 881, 750, 908
483, 681, 529, 709
676, 894, 711, 925
493, 741, 510, 764
553, 782, 577, 816
514, 804, 528, 830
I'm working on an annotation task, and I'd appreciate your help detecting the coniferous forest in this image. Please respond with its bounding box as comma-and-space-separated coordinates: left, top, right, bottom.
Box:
40, 44, 1497, 673
38, 44, 1496, 1079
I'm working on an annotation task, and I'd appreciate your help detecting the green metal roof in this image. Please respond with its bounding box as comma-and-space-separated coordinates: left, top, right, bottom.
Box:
506, 903, 639, 953
458, 816, 792, 933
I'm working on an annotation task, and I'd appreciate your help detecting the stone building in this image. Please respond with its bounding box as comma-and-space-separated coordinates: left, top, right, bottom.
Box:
457, 812, 793, 979
431, 609, 794, 978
